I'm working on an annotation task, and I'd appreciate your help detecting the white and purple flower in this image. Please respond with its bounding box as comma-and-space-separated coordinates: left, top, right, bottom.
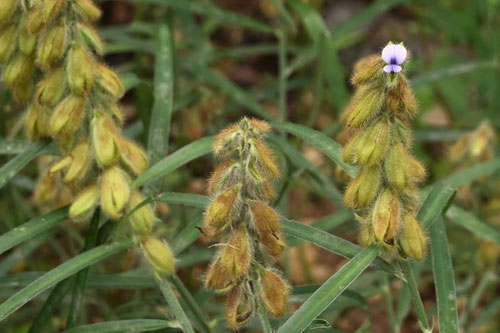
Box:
381, 43, 407, 74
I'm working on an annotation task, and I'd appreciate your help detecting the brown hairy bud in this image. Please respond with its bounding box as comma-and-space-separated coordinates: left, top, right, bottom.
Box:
95, 63, 125, 99
42, 0, 67, 23
69, 184, 99, 222
116, 136, 150, 175
219, 226, 252, 280
92, 113, 119, 167
27, 5, 45, 34
213, 123, 239, 156
371, 189, 400, 243
36, 67, 66, 106
357, 119, 390, 167
344, 167, 381, 209
398, 214, 427, 261
203, 185, 241, 239
0, 25, 18, 64
78, 22, 104, 55
248, 200, 280, 234
384, 142, 411, 190
207, 160, 239, 195
100, 166, 131, 219
260, 269, 289, 317
358, 222, 375, 247
252, 140, 280, 179
67, 45, 94, 95
226, 285, 254, 329
3, 55, 36, 87
49, 94, 85, 137
261, 231, 285, 257
142, 237, 176, 275
248, 118, 271, 134
351, 54, 384, 86
73, 0, 102, 22
36, 23, 68, 69
0, 0, 18, 23
127, 191, 157, 235
205, 258, 236, 293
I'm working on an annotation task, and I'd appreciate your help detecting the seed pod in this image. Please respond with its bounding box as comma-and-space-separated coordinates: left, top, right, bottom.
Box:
95, 63, 125, 99
92, 113, 119, 167
0, 0, 18, 23
357, 119, 390, 167
219, 227, 252, 280
142, 237, 176, 275
49, 94, 85, 137
351, 54, 385, 86
69, 184, 99, 222
116, 136, 149, 175
358, 222, 375, 247
73, 0, 102, 22
67, 45, 94, 95
18, 20, 38, 56
261, 231, 285, 257
78, 22, 104, 55
371, 189, 400, 243
0, 25, 18, 64
252, 140, 280, 179
100, 166, 131, 219
205, 258, 236, 293
3, 55, 35, 87
203, 185, 241, 239
342, 131, 363, 165
226, 285, 254, 329
260, 269, 289, 317
344, 86, 384, 128
248, 200, 280, 234
384, 142, 411, 190
36, 67, 66, 106
42, 0, 66, 23
344, 167, 381, 209
36, 23, 68, 68
213, 123, 239, 156
63, 140, 92, 183
398, 214, 427, 261
127, 191, 157, 235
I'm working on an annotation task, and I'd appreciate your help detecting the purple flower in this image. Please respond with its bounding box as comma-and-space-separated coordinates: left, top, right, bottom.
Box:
382, 43, 407, 74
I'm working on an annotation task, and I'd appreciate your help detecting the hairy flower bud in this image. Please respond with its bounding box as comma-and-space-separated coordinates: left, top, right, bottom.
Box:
398, 214, 427, 261
3, 55, 35, 87
62, 141, 92, 183
261, 231, 285, 257
0, 0, 18, 22
342, 131, 363, 165
351, 54, 384, 86
344, 86, 384, 128
36, 67, 66, 106
372, 189, 400, 243
95, 63, 125, 99
26, 104, 51, 139
50, 94, 85, 137
18, 21, 37, 56
384, 142, 411, 190
42, 0, 67, 23
248, 200, 280, 234
204, 185, 241, 239
252, 140, 280, 179
69, 184, 99, 222
127, 191, 157, 235
0, 25, 18, 64
207, 160, 239, 195
344, 167, 381, 209
92, 113, 119, 167
205, 258, 236, 293
226, 285, 254, 329
358, 222, 375, 247
219, 226, 252, 280
213, 123, 240, 156
67, 44, 94, 95
27, 5, 45, 34
73, 0, 102, 22
116, 136, 149, 175
260, 269, 289, 317
36, 23, 68, 69
100, 166, 131, 219
77, 22, 104, 55
142, 237, 176, 275
358, 119, 390, 166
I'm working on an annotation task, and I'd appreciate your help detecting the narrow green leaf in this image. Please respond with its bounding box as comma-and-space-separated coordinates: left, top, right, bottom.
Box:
132, 136, 214, 188
277, 245, 379, 333
430, 217, 459, 333
64, 319, 176, 333
400, 261, 431, 332
0, 206, 68, 256
441, 158, 500, 188
157, 192, 209, 209
446, 205, 500, 244
155, 276, 195, 333
0, 232, 53, 275
273, 122, 358, 177
469, 298, 500, 332
418, 183, 456, 229
0, 239, 133, 321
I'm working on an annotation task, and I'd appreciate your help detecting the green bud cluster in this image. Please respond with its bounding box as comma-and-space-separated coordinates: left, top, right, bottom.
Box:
1, 1, 174, 275
341, 51, 428, 261
203, 118, 290, 329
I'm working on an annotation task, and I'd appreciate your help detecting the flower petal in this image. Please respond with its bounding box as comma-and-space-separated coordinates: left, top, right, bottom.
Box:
383, 65, 402, 73
381, 44, 407, 65
392, 45, 407, 64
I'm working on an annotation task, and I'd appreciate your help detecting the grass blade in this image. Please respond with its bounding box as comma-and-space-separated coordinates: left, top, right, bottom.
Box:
277, 245, 379, 333
64, 319, 176, 333
400, 261, 431, 332
446, 205, 500, 245
430, 217, 459, 333
418, 183, 456, 229
155, 276, 195, 333
441, 158, 500, 188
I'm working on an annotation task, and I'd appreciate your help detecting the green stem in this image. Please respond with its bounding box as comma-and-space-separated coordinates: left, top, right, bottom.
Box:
257, 299, 273, 333
400, 261, 432, 332
278, 24, 287, 124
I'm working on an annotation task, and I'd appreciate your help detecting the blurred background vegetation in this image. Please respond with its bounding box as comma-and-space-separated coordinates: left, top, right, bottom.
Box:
0, 0, 499, 332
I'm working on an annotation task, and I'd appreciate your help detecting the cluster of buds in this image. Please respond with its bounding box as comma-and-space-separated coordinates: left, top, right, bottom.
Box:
449, 121, 496, 167
341, 42, 428, 261
1, 0, 174, 275
203, 118, 290, 329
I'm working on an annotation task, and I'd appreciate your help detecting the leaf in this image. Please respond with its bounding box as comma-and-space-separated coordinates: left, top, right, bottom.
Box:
277, 245, 379, 333
0, 206, 69, 256
0, 140, 52, 190
0, 239, 133, 321
430, 217, 459, 333
155, 276, 195, 333
441, 158, 500, 188
446, 205, 500, 245
400, 261, 431, 332
418, 183, 456, 229
132, 136, 214, 188
273, 122, 358, 177
64, 319, 176, 333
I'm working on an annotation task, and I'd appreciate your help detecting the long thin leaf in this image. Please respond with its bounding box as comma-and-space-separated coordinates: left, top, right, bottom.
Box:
277, 245, 379, 333
441, 158, 500, 188
400, 261, 431, 332
446, 205, 500, 244
155, 276, 195, 333
64, 319, 176, 333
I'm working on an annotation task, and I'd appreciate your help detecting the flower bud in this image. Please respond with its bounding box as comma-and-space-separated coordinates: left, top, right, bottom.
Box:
208, 160, 239, 195
67, 45, 94, 95
50, 156, 72, 174
127, 191, 157, 235
384, 142, 410, 190
92, 113, 119, 167
260, 269, 289, 317
0, 0, 18, 23
261, 231, 285, 257
260, 180, 276, 202
344, 167, 381, 209
69, 184, 99, 222
36, 23, 68, 69
358, 222, 375, 247
357, 119, 390, 167
63, 140, 92, 183
226, 285, 254, 329
351, 55, 384, 86
213, 123, 239, 156
219, 226, 252, 280
398, 214, 427, 261
73, 0, 102, 22
100, 166, 131, 219
42, 0, 66, 23
12, 79, 35, 104
248, 118, 271, 134
203, 185, 241, 239
344, 86, 384, 128
26, 104, 51, 140
95, 63, 125, 99
252, 140, 280, 179
371, 189, 400, 243
408, 156, 427, 183
205, 258, 236, 293
248, 200, 280, 234
36, 67, 66, 106
18, 21, 38, 56
3, 55, 36, 87
142, 237, 176, 275
0, 25, 18, 64
116, 136, 149, 175
49, 94, 85, 137
27, 5, 45, 34
78, 22, 104, 55
342, 131, 363, 165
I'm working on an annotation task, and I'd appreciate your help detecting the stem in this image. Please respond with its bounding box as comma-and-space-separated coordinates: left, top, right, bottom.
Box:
257, 299, 273, 333
400, 261, 432, 332
307, 35, 325, 127
278, 24, 287, 124
380, 273, 396, 333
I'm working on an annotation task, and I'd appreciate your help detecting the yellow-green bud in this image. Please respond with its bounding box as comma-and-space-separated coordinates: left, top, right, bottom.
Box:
252, 139, 280, 179
12, 78, 35, 104
219, 227, 252, 280
142, 237, 176, 275
116, 136, 149, 175
248, 200, 280, 234
73, 0, 102, 22
358, 119, 390, 167
0, 0, 18, 23
127, 191, 157, 235
100, 166, 131, 219
36, 67, 66, 106
205, 257, 236, 293
95, 63, 125, 99
226, 286, 254, 329
92, 113, 119, 167
25, 104, 51, 140
203, 184, 241, 239
260, 269, 289, 317
49, 94, 85, 137
213, 123, 239, 156
67, 45, 94, 95
207, 159, 238, 195
398, 214, 427, 261
344, 86, 384, 128
342, 131, 363, 165
26, 5, 45, 34
358, 222, 375, 247
36, 23, 68, 69
78, 22, 104, 55
351, 54, 384, 86
63, 140, 92, 183
344, 167, 381, 209
50, 156, 72, 174
261, 231, 285, 257
408, 156, 427, 184
384, 142, 410, 190
3, 55, 35, 87
69, 184, 99, 222
0, 25, 18, 64
42, 0, 66, 23
18, 21, 38, 56
371, 189, 400, 243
